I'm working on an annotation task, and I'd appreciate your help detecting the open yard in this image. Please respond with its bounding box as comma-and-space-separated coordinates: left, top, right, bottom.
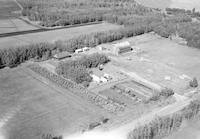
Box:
101, 32, 200, 95
0, 22, 121, 49
0, 66, 109, 139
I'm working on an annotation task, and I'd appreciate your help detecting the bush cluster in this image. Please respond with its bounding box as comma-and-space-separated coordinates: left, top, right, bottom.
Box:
149, 88, 174, 102
56, 53, 109, 85
189, 77, 198, 88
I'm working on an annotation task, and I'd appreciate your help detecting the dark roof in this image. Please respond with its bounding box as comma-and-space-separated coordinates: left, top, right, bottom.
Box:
54, 51, 71, 59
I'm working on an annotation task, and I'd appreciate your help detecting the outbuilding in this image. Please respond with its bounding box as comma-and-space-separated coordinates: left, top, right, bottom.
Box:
75, 48, 83, 54
82, 47, 90, 52
53, 51, 71, 60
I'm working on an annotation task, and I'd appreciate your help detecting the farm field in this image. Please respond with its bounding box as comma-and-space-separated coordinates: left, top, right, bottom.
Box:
0, 22, 121, 49
0, 66, 109, 139
0, 0, 39, 34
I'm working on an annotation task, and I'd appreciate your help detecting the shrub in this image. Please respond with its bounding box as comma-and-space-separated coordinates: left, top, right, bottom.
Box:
189, 77, 198, 88
62, 65, 92, 84
160, 88, 175, 97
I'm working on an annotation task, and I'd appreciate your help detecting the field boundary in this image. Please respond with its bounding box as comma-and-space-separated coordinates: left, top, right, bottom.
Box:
0, 21, 103, 38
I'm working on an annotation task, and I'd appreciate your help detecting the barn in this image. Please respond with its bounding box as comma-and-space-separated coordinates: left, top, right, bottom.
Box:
113, 41, 132, 55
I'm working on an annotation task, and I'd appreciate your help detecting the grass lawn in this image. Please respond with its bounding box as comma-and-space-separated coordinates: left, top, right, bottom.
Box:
0, 66, 108, 139
0, 22, 121, 49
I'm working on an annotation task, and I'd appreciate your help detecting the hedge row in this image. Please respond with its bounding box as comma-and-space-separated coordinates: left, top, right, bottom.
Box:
28, 64, 125, 113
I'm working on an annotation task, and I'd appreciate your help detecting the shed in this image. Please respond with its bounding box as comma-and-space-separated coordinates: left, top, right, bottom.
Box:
91, 74, 101, 83
75, 48, 83, 54
53, 51, 71, 60
82, 47, 90, 52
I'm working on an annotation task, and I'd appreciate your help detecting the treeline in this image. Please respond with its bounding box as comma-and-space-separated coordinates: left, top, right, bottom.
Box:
0, 43, 54, 68
128, 114, 183, 139
128, 99, 200, 139
0, 25, 152, 68
56, 53, 109, 86
59, 26, 153, 53
18, 0, 152, 27
166, 7, 200, 18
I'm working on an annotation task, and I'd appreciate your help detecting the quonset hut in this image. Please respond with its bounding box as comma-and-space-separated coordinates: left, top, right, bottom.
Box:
112, 41, 132, 55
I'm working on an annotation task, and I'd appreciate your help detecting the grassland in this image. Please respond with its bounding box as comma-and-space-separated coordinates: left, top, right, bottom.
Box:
0, 22, 121, 49
0, 66, 109, 139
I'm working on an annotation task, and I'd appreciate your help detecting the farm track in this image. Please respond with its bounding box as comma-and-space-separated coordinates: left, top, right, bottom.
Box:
0, 21, 103, 38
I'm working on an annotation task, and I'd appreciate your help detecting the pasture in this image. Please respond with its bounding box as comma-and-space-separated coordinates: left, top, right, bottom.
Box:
0, 66, 109, 139
0, 22, 121, 49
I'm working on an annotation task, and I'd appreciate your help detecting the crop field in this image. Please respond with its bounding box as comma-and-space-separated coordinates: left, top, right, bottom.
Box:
0, 66, 109, 139
0, 22, 121, 49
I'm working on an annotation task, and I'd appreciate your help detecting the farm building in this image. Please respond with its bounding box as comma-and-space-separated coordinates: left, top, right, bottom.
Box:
113, 41, 132, 55
75, 48, 83, 54
82, 47, 90, 52
53, 51, 71, 60
91, 74, 108, 83
98, 41, 132, 55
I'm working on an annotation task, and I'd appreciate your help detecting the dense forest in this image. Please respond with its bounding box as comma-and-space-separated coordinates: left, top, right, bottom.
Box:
17, 0, 153, 27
